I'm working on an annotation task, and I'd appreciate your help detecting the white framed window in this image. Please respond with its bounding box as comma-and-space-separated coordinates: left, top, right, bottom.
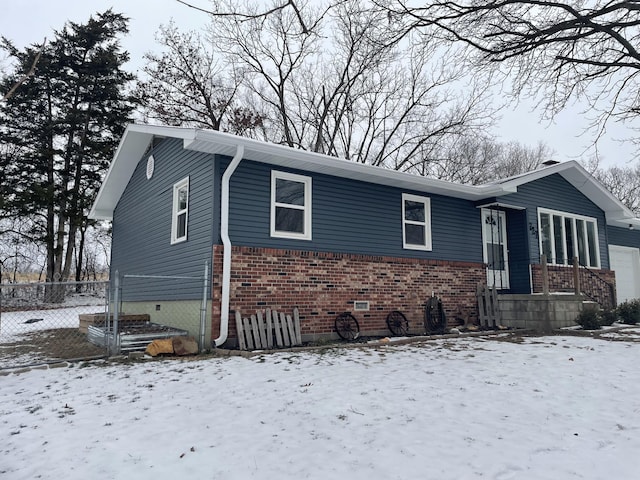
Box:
538, 207, 600, 268
270, 170, 312, 240
402, 193, 432, 251
171, 177, 189, 244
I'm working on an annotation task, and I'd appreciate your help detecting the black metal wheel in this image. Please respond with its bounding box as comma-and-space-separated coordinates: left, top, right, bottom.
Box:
424, 296, 447, 334
386, 310, 409, 336
335, 312, 360, 340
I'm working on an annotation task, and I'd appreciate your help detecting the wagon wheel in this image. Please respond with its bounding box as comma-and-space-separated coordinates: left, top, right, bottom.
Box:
386, 310, 409, 336
424, 297, 447, 334
335, 312, 360, 340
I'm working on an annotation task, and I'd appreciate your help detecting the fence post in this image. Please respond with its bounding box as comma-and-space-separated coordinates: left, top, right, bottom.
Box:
112, 271, 120, 355
541, 254, 549, 295
572, 256, 580, 296
105, 283, 111, 355
199, 261, 209, 352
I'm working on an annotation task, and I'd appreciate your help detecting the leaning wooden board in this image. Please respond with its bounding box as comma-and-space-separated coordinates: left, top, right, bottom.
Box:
235, 307, 302, 350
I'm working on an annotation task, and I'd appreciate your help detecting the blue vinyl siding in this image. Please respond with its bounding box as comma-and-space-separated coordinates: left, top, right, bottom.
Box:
222, 158, 483, 262
498, 174, 609, 269
608, 225, 640, 248
111, 138, 215, 301
505, 209, 531, 293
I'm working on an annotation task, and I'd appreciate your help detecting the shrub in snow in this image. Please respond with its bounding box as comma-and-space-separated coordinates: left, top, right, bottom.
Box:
575, 308, 601, 330
599, 308, 618, 326
617, 299, 640, 325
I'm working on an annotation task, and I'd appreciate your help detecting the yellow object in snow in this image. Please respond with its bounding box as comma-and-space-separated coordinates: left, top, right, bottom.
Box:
145, 338, 174, 357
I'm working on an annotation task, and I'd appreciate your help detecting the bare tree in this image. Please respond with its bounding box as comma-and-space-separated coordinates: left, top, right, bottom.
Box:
0, 218, 46, 283
75, 224, 111, 281
208, 0, 326, 146
429, 137, 554, 184
586, 158, 640, 215
203, 0, 495, 171
136, 22, 266, 135
382, 1, 640, 147
177, 0, 316, 33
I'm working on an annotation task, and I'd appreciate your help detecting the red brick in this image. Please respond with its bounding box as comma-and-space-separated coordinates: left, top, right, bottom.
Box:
211, 245, 486, 340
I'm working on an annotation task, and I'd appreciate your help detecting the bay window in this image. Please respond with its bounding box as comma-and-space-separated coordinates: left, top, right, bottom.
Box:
538, 208, 599, 267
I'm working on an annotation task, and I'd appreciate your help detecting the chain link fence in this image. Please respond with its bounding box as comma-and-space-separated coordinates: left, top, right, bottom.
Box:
106, 268, 210, 354
0, 265, 211, 369
0, 280, 109, 369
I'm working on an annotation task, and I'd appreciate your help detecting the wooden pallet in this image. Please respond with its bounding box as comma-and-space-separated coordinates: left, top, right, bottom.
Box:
477, 284, 501, 328
235, 308, 302, 350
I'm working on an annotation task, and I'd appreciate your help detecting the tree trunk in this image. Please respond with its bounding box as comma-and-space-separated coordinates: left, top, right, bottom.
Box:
75, 223, 87, 292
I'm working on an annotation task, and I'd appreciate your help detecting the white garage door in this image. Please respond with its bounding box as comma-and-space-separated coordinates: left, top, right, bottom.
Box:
609, 245, 640, 303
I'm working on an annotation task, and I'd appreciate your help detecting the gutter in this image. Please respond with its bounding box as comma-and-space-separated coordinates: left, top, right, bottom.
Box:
213, 144, 245, 347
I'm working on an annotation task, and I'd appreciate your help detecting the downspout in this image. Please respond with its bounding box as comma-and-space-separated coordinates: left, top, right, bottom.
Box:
214, 144, 245, 347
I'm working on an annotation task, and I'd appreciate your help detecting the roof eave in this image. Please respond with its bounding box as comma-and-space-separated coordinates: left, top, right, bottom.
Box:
606, 215, 640, 229
89, 125, 198, 220
185, 130, 513, 200
87, 125, 537, 221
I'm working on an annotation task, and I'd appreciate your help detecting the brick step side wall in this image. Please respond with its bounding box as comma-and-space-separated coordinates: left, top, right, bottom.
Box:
211, 246, 485, 342
531, 264, 616, 297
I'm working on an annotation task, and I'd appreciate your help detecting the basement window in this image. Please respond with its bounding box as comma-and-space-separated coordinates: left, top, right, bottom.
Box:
354, 301, 370, 311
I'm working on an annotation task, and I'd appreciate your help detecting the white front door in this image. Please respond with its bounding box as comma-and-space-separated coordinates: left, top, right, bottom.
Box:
609, 245, 640, 303
482, 208, 510, 289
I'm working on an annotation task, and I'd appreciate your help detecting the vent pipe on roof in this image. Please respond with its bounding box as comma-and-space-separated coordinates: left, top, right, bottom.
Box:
214, 144, 245, 347
541, 160, 560, 167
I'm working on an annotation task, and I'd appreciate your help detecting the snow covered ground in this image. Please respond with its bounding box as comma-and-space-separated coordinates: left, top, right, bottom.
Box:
2, 334, 639, 480
0, 305, 105, 343
0, 304, 108, 369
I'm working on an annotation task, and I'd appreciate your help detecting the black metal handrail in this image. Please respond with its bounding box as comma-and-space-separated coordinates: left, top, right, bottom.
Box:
527, 256, 616, 310
577, 262, 616, 310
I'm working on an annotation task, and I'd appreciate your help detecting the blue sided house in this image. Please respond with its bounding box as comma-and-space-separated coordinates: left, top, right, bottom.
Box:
89, 124, 640, 346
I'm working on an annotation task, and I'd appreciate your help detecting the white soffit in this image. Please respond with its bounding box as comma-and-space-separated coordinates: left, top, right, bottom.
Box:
90, 124, 640, 227
184, 130, 510, 200
493, 160, 639, 227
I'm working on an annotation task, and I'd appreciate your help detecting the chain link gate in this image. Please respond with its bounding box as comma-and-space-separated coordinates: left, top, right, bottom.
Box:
0, 263, 211, 368
100, 263, 210, 355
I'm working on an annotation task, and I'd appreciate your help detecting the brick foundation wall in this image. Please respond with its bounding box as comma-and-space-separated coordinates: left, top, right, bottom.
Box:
211, 245, 486, 342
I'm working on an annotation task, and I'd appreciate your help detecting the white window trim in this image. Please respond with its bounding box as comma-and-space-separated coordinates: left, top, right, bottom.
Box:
171, 176, 189, 245
537, 207, 601, 268
270, 170, 312, 240
402, 193, 432, 251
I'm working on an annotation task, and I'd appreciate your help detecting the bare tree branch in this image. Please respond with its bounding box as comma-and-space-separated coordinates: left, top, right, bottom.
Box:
176, 0, 316, 33
380, 0, 640, 149
1, 38, 45, 101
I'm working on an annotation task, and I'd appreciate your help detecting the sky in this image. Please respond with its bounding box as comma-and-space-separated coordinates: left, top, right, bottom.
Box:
0, 0, 636, 168
2, 319, 640, 479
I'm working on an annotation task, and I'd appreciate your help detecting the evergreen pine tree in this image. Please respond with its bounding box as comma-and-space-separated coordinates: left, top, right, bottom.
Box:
0, 10, 135, 296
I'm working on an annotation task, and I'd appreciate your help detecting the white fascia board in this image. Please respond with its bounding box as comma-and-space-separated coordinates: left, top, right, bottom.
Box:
185, 129, 512, 200
607, 216, 640, 229
89, 124, 198, 220
491, 160, 582, 189
90, 127, 247, 220
91, 124, 640, 230
89, 129, 150, 220
90, 124, 515, 221
89, 209, 115, 221
493, 160, 637, 224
